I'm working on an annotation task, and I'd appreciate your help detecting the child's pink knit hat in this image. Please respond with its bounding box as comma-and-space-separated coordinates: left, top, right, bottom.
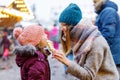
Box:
13, 25, 47, 46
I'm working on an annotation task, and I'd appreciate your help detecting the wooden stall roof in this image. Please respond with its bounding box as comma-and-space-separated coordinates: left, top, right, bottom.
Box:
0, 0, 34, 28
0, 8, 22, 27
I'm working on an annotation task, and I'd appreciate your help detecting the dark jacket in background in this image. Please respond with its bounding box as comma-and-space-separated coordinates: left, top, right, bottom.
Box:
0, 36, 11, 50
95, 0, 120, 64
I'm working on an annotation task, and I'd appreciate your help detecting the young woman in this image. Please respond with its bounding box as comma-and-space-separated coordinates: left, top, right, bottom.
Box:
51, 3, 119, 80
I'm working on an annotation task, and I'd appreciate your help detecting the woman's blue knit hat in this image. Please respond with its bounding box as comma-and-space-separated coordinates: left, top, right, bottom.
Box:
59, 3, 82, 26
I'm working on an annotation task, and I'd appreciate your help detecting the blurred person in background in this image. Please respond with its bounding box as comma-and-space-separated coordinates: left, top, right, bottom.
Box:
0, 29, 11, 61
51, 3, 119, 80
50, 24, 59, 49
44, 28, 50, 39
0, 31, 3, 55
93, 0, 120, 75
13, 25, 51, 80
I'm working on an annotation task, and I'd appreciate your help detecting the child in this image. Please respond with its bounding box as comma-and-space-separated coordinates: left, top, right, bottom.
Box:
13, 25, 51, 80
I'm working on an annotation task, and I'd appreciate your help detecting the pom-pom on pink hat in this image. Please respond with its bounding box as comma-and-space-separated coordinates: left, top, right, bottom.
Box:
13, 25, 47, 46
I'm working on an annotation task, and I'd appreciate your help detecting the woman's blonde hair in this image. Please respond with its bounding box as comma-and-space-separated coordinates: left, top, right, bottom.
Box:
60, 25, 73, 56
60, 18, 94, 56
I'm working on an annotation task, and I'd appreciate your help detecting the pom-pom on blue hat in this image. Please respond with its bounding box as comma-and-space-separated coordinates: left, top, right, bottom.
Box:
59, 3, 82, 26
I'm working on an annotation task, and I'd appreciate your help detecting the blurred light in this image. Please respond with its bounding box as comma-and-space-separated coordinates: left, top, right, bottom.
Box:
1, 8, 34, 20
16, 4, 26, 8
14, 1, 24, 4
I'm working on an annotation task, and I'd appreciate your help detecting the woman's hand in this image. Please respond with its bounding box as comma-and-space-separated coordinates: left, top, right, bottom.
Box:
52, 50, 70, 67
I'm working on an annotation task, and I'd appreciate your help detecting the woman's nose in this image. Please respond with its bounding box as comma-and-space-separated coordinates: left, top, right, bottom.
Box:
61, 26, 66, 31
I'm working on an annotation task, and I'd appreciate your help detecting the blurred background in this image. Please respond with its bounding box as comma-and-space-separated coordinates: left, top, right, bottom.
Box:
0, 0, 120, 80
0, 0, 120, 29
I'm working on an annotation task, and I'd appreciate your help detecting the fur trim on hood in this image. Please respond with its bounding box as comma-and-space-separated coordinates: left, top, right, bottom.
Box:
13, 44, 36, 56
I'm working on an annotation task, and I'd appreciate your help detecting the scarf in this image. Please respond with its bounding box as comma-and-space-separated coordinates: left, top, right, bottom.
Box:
70, 25, 101, 66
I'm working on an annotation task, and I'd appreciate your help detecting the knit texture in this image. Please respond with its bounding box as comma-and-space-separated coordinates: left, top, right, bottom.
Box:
13, 25, 46, 46
59, 3, 82, 26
